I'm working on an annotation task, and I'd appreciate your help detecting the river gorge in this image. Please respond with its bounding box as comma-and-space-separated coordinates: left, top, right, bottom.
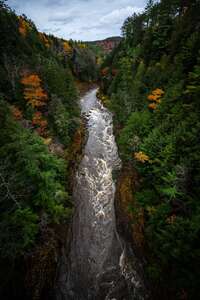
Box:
56, 89, 146, 300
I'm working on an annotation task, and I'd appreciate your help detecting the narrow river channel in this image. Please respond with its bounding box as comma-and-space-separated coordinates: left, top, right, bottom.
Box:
56, 89, 146, 300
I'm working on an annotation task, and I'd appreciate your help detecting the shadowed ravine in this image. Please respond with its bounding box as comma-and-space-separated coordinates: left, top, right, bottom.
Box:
56, 89, 146, 300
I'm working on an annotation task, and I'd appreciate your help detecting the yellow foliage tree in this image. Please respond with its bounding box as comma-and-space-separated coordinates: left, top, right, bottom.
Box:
146, 206, 157, 216
21, 74, 48, 108
166, 214, 176, 224
96, 57, 101, 65
78, 43, 87, 49
43, 137, 52, 145
63, 41, 72, 54
134, 151, 150, 163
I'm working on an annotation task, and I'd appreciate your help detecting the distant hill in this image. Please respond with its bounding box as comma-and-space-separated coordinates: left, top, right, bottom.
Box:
87, 36, 122, 53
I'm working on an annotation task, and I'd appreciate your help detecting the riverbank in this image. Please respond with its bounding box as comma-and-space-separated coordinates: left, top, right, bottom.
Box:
97, 89, 149, 299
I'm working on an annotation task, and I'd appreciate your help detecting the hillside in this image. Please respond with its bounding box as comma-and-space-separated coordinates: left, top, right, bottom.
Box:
0, 1, 98, 298
100, 0, 200, 299
88, 36, 122, 53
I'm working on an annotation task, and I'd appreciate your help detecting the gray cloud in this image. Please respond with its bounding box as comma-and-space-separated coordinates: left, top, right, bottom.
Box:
45, 0, 64, 5
49, 15, 76, 24
43, 27, 61, 33
7, 0, 147, 41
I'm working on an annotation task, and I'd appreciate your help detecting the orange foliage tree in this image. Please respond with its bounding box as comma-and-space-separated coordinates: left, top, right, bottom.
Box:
18, 16, 31, 37
21, 74, 48, 108
101, 67, 109, 77
147, 88, 164, 110
38, 32, 51, 48
148, 102, 157, 110
11, 106, 23, 120
32, 112, 48, 137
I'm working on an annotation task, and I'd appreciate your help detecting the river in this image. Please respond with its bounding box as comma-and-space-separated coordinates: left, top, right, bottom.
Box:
56, 89, 146, 300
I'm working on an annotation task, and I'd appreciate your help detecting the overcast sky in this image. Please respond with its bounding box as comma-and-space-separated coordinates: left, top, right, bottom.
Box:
7, 0, 147, 41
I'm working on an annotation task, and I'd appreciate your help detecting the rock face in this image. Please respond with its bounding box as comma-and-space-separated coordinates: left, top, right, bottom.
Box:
55, 89, 147, 300
115, 166, 146, 255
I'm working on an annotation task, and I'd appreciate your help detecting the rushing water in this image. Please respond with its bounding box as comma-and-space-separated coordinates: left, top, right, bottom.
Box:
56, 89, 146, 300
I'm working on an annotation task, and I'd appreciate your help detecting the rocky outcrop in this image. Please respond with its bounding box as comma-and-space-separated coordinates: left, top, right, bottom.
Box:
114, 164, 150, 299
115, 164, 145, 255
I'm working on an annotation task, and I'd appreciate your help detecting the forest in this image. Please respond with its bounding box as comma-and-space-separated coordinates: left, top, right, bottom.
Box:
0, 0, 200, 299
100, 0, 200, 299
0, 1, 99, 298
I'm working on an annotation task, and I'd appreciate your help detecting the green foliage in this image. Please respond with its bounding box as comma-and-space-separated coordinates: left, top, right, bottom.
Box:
42, 59, 72, 98
48, 95, 71, 146
108, 59, 146, 125
0, 100, 70, 259
0, 208, 38, 258
101, 0, 200, 297
118, 111, 151, 160
72, 46, 98, 81
41, 58, 78, 113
